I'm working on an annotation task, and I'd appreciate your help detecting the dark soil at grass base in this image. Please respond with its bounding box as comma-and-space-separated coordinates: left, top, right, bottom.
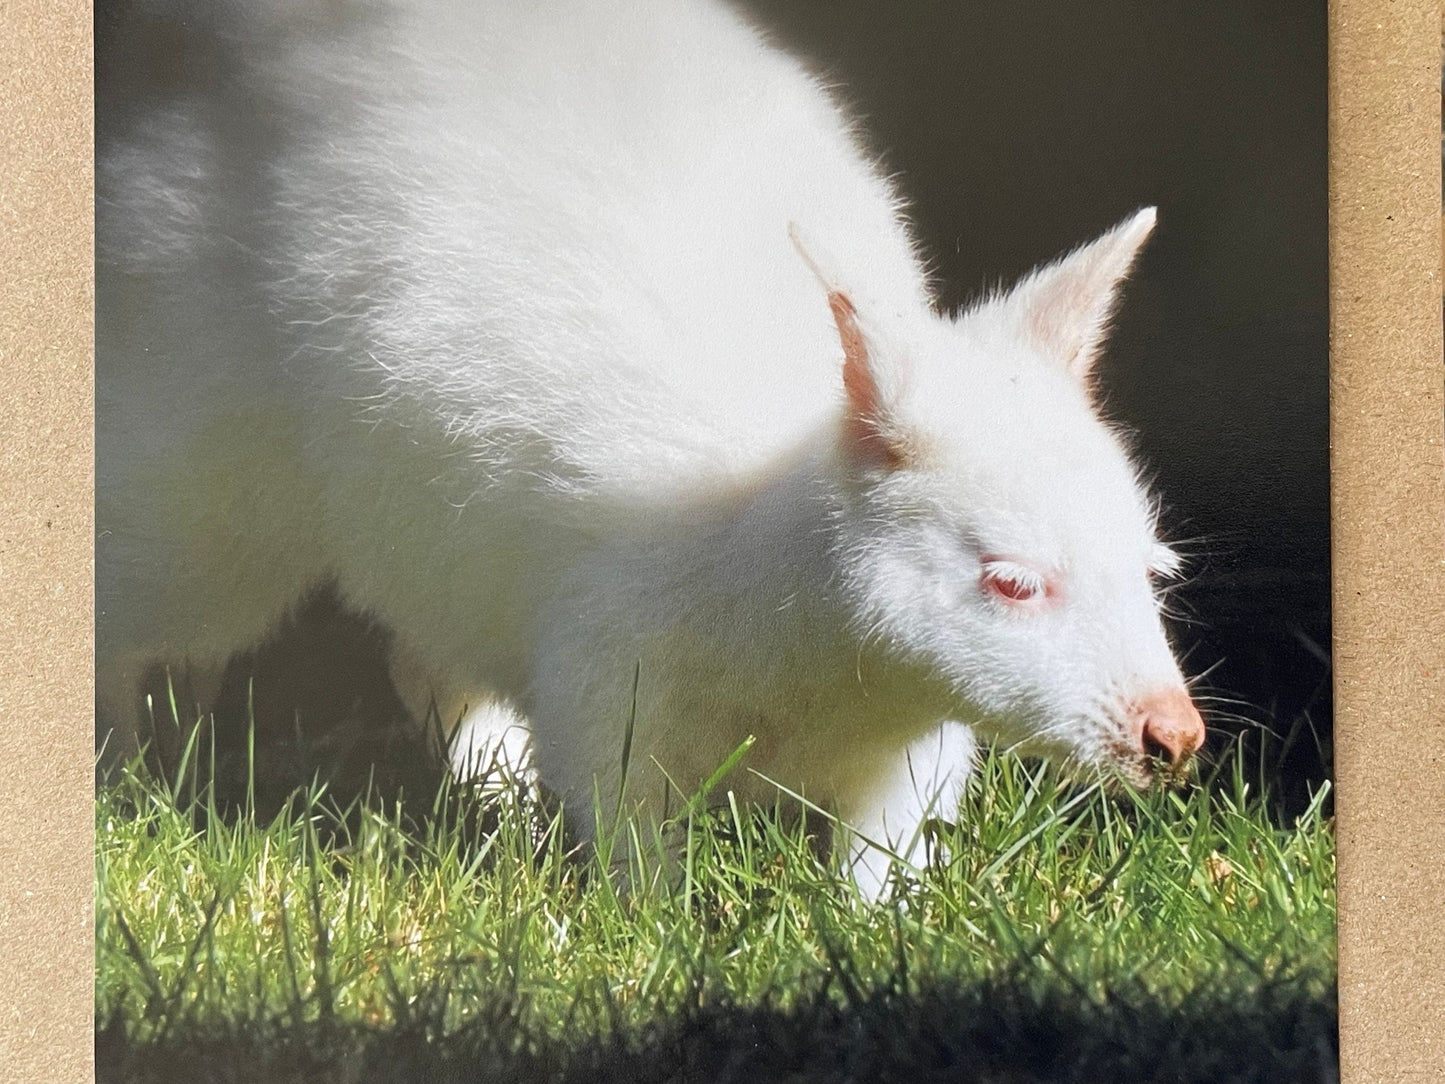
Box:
96, 970, 1338, 1084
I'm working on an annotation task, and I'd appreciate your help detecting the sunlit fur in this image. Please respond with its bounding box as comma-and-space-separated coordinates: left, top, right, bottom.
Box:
98, 0, 1194, 900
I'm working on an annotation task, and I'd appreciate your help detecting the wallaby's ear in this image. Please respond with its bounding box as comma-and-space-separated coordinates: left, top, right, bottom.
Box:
789, 223, 908, 471
828, 289, 908, 470
1003, 207, 1157, 387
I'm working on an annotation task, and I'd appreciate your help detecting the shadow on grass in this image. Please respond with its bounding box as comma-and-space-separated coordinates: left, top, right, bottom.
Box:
97, 963, 1337, 1084
127, 581, 453, 830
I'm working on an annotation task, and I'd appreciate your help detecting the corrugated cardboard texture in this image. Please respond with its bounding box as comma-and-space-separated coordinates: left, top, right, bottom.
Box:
0, 0, 94, 1081
0, 0, 1440, 1080
1331, 1, 1445, 1079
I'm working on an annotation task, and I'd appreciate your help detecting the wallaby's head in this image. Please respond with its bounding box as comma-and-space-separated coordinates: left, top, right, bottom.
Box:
796, 208, 1205, 785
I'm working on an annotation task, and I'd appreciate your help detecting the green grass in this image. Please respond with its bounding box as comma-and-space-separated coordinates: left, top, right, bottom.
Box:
96, 730, 1336, 1083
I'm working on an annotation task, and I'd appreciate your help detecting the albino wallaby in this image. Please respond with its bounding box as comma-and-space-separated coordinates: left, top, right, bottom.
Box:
97, 0, 1206, 897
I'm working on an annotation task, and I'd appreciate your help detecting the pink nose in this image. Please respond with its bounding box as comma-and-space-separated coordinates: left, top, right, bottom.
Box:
1133, 687, 1206, 767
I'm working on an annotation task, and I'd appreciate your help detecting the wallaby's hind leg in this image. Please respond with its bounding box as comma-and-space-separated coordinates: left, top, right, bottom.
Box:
385, 633, 534, 786
449, 700, 534, 788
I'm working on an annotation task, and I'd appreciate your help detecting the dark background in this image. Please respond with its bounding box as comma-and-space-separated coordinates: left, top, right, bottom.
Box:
739, 0, 1332, 804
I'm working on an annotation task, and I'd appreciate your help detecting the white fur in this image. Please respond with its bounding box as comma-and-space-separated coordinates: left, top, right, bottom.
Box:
98, 0, 1192, 898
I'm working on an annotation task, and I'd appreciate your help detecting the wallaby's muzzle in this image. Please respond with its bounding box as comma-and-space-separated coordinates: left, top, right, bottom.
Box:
1132, 686, 1207, 770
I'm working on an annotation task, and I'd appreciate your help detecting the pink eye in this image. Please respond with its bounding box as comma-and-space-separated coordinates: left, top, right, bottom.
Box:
980, 559, 1050, 606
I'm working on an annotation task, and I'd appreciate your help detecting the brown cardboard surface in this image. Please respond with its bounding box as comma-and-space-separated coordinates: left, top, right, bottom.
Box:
0, 0, 94, 1081
1331, 1, 1445, 1079
1, 0, 1442, 1081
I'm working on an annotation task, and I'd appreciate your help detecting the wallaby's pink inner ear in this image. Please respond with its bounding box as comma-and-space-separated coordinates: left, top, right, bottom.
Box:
1009, 206, 1157, 389
830, 290, 905, 471
831, 291, 872, 413
789, 223, 908, 471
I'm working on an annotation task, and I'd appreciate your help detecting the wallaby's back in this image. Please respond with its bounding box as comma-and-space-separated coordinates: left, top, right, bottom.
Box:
100, 0, 926, 499
95, 0, 929, 747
